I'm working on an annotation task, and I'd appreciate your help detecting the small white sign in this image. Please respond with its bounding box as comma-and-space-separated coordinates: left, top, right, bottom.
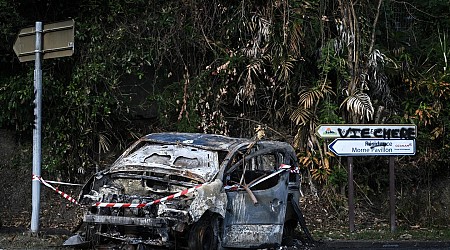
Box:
328, 138, 416, 156
316, 124, 416, 139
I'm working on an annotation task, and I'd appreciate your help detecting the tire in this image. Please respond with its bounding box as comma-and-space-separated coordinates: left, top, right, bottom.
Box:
188, 213, 219, 250
282, 219, 298, 246
290, 197, 315, 244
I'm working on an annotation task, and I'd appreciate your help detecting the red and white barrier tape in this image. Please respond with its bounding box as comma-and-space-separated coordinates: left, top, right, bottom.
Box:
32, 175, 79, 205
244, 164, 292, 188
43, 180, 83, 186
280, 163, 300, 173
32, 164, 299, 208
94, 184, 204, 208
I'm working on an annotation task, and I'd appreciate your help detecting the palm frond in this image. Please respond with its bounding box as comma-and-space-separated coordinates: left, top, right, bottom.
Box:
341, 91, 374, 120
299, 82, 335, 109
235, 58, 264, 105
247, 58, 263, 76
289, 20, 303, 56
275, 55, 296, 82
98, 133, 111, 153
290, 106, 313, 126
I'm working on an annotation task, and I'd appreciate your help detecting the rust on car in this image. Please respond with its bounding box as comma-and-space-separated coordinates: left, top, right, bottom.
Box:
64, 132, 313, 249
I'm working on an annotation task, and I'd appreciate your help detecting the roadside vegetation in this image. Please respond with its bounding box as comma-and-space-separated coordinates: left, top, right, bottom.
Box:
0, 0, 450, 235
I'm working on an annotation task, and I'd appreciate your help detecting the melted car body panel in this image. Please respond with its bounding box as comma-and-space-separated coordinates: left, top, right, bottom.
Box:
224, 224, 283, 247
110, 143, 219, 181
222, 167, 290, 247
189, 179, 227, 221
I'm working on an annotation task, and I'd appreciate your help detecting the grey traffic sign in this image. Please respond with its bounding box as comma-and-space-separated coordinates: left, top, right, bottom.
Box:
328, 138, 416, 156
13, 19, 74, 62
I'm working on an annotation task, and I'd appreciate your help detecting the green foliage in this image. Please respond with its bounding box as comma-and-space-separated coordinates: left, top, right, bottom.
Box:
317, 39, 349, 83
0, 0, 450, 200
328, 165, 347, 187
0, 73, 34, 132
0, 0, 23, 62
318, 100, 344, 124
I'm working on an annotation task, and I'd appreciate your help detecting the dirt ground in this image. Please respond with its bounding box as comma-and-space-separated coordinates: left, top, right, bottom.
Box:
0, 173, 82, 249
0, 141, 83, 249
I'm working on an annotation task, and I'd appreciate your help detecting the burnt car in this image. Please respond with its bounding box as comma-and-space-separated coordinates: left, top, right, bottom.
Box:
65, 133, 312, 249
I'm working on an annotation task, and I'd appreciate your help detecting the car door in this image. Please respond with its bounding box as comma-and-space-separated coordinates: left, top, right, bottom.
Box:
221, 144, 290, 248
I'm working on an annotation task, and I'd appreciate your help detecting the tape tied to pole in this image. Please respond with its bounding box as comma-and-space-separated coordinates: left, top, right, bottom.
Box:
32, 174, 79, 205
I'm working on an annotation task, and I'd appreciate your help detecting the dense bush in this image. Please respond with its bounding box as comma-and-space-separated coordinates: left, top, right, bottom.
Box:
1, 1, 450, 217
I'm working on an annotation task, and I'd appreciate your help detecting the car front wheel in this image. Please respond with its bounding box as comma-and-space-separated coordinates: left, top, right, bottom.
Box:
188, 212, 220, 250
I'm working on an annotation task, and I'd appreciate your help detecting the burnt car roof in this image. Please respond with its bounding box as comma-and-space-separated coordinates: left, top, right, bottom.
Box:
143, 132, 253, 151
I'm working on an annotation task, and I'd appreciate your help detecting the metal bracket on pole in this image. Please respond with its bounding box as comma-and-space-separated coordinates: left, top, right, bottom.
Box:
30, 21, 43, 235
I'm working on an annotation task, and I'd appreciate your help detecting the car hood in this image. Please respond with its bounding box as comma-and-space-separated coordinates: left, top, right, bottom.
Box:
108, 143, 220, 182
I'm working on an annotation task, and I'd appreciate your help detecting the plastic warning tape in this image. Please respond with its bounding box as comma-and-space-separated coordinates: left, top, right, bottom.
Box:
246, 164, 291, 189
94, 184, 204, 208
44, 180, 83, 186
280, 164, 300, 173
33, 174, 79, 205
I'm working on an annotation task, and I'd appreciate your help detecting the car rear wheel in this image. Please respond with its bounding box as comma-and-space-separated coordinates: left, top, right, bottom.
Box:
282, 219, 298, 246
188, 213, 219, 250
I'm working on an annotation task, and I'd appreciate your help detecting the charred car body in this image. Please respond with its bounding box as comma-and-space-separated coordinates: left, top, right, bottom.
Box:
65, 133, 312, 249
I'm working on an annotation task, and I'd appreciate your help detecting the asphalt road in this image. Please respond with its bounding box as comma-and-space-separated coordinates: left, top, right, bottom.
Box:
306, 240, 450, 250
1, 226, 450, 250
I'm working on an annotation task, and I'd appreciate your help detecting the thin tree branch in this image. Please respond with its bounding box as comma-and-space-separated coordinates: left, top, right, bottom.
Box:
368, 0, 383, 54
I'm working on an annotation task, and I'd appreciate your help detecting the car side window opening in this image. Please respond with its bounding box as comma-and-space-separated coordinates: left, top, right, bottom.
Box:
225, 146, 282, 191
287, 155, 300, 183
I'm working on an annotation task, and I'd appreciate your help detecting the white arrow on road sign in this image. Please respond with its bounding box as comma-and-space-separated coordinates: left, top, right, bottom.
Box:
328, 138, 416, 156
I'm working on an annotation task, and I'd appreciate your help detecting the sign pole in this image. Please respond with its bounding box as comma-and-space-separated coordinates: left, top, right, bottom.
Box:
347, 157, 355, 232
31, 21, 43, 234
389, 156, 396, 232
13, 19, 74, 235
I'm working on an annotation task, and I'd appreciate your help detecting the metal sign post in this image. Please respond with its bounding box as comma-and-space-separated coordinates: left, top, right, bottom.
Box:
347, 157, 355, 232
13, 20, 74, 235
389, 156, 396, 232
30, 21, 43, 235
